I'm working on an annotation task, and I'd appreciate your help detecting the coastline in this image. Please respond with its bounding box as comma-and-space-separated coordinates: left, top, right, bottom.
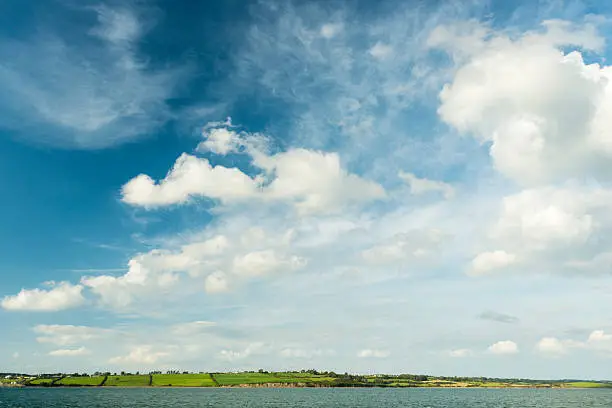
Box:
9, 384, 610, 390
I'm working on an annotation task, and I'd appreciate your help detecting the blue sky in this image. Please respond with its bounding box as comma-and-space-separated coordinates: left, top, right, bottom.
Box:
2, 0, 612, 379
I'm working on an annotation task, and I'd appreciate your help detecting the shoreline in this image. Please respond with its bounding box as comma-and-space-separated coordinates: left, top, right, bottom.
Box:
10, 384, 611, 390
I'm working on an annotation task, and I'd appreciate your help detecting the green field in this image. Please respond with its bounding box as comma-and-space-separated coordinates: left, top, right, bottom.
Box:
563, 381, 612, 388
27, 378, 59, 386
56, 376, 105, 386
152, 374, 215, 387
104, 375, 150, 387
213, 373, 286, 385
274, 373, 335, 383
18, 372, 612, 389
211, 372, 335, 385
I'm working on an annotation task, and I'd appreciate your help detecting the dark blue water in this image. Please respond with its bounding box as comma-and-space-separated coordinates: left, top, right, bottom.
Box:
1, 387, 611, 407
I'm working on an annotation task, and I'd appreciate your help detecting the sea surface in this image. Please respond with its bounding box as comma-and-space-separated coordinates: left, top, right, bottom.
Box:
1, 387, 611, 407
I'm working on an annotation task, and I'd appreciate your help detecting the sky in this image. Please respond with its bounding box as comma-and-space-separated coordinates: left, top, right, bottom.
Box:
1, 0, 612, 380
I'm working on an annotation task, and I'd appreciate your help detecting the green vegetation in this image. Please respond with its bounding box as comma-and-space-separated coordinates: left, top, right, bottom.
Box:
563, 382, 611, 388
56, 376, 105, 387
152, 374, 215, 387
104, 375, 150, 387
213, 372, 285, 385
13, 371, 612, 389
27, 378, 59, 386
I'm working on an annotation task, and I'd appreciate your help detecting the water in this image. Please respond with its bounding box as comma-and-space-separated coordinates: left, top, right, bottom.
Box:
0, 387, 611, 407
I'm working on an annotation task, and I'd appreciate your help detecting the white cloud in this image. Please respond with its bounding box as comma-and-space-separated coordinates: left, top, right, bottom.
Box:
1, 282, 85, 312
357, 349, 390, 358
433, 19, 612, 185
369, 42, 393, 59
279, 348, 334, 358
448, 349, 472, 358
172, 321, 217, 336
121, 154, 260, 208
471, 185, 612, 276
82, 257, 175, 308
536, 337, 568, 356
470, 250, 517, 275
219, 342, 266, 361
49, 347, 90, 357
232, 250, 306, 277
81, 235, 232, 307
204, 271, 229, 294
122, 126, 385, 214
362, 230, 444, 264
109, 345, 169, 365
0, 5, 185, 148
80, 227, 308, 307
487, 340, 518, 355
320, 23, 343, 39
34, 325, 112, 346
494, 188, 597, 250
197, 127, 241, 155
257, 148, 386, 214
399, 172, 455, 199
586, 330, 612, 354
535, 330, 612, 357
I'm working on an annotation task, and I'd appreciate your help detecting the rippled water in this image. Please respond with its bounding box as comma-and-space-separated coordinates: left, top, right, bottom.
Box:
1, 387, 611, 407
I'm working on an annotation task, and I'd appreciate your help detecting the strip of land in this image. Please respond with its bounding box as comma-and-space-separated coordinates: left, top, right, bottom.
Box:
2, 371, 611, 389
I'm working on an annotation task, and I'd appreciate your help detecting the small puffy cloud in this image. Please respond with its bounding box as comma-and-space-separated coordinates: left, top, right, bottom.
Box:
49, 347, 90, 357
586, 330, 612, 354
1, 282, 85, 312
536, 337, 568, 356
588, 330, 612, 343
448, 349, 472, 358
34, 325, 112, 346
470, 251, 517, 275
398, 172, 454, 199
369, 42, 393, 59
487, 340, 518, 355
121, 154, 259, 208
357, 349, 390, 358
197, 128, 241, 155
109, 345, 169, 365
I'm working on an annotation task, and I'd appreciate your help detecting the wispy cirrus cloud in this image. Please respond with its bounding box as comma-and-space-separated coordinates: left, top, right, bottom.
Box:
0, 4, 187, 149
